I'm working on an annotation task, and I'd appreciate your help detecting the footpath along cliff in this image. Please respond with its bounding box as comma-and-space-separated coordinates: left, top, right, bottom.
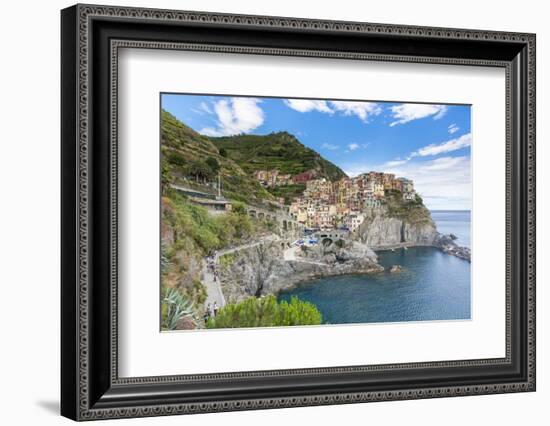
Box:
217, 238, 382, 304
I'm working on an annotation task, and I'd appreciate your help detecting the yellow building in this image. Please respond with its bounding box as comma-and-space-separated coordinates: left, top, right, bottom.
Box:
374, 182, 385, 198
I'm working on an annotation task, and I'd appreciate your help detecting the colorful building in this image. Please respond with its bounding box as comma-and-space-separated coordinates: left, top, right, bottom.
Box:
287, 171, 414, 231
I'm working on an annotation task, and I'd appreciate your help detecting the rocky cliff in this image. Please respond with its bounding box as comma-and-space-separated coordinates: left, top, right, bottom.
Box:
354, 198, 438, 248
218, 238, 382, 303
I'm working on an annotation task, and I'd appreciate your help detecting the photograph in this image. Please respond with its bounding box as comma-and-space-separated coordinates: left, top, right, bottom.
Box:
160, 94, 472, 331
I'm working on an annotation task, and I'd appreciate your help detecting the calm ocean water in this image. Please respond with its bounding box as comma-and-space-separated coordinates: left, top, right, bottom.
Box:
278, 211, 471, 325
431, 210, 471, 248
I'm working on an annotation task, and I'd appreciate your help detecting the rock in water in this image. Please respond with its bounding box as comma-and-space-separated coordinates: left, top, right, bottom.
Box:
390, 265, 402, 273
434, 233, 471, 262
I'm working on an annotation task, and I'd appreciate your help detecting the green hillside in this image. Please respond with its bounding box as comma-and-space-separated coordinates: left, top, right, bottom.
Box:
161, 110, 273, 205
161, 110, 347, 205
211, 131, 347, 181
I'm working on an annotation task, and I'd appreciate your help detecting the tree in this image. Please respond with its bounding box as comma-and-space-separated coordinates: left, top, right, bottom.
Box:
205, 156, 220, 174
219, 147, 228, 157
186, 160, 214, 182
206, 295, 322, 328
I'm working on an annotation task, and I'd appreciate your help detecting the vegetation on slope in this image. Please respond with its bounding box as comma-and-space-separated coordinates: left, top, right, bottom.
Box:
263, 183, 307, 205
383, 189, 433, 225
211, 131, 347, 197
212, 131, 345, 178
161, 110, 273, 204
160, 189, 276, 329
163, 191, 261, 255
205, 295, 323, 329
161, 111, 347, 205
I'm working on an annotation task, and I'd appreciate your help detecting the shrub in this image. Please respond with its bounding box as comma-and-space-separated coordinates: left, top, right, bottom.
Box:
206, 295, 322, 329
166, 151, 186, 167
219, 253, 235, 268
192, 279, 207, 305
231, 201, 247, 215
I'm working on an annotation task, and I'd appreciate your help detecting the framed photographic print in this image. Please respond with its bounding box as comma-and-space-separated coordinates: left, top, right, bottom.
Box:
61, 4, 536, 421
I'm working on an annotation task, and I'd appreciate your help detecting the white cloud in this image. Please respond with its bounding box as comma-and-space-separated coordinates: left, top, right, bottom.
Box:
192, 101, 214, 116
199, 98, 264, 136
329, 101, 382, 122
384, 159, 408, 167
322, 143, 339, 151
379, 133, 471, 168
199, 101, 212, 114
284, 99, 333, 114
421, 156, 468, 171
448, 123, 460, 134
389, 104, 448, 126
284, 99, 381, 123
412, 133, 471, 157
347, 143, 360, 151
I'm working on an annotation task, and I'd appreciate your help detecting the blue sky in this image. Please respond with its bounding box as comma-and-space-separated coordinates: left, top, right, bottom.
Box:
162, 94, 472, 210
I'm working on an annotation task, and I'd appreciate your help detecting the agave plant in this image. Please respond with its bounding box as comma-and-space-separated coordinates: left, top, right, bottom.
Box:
161, 287, 198, 330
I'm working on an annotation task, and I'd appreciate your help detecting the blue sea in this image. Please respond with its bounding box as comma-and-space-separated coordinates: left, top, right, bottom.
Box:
431, 210, 471, 248
278, 210, 471, 324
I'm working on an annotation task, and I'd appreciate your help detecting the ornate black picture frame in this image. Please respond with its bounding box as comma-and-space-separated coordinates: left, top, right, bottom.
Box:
61, 4, 536, 421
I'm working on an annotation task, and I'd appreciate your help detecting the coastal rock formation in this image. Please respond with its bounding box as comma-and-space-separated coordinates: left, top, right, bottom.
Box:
390, 265, 403, 273
217, 240, 286, 303
218, 238, 382, 303
354, 205, 438, 248
434, 233, 471, 262
299, 240, 377, 263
